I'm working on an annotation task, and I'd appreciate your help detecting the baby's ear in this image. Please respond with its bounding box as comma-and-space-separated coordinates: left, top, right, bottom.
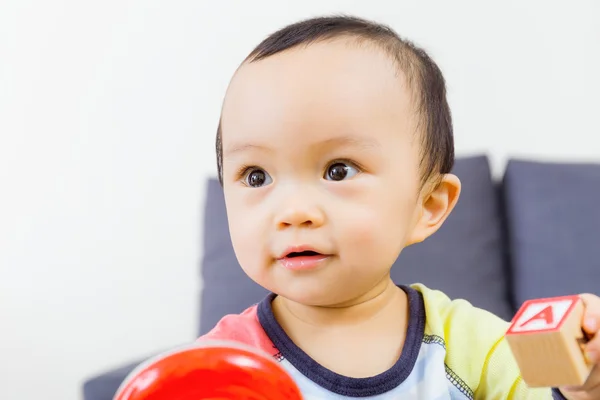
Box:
406, 173, 461, 246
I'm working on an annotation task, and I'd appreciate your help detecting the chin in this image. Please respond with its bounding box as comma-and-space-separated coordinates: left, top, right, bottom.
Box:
273, 285, 352, 307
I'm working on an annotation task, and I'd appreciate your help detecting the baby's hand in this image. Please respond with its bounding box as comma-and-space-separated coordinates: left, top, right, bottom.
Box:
559, 293, 600, 399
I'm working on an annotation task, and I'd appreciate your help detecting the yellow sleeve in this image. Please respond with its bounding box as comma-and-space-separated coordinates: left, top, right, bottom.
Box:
479, 334, 559, 399
411, 283, 561, 400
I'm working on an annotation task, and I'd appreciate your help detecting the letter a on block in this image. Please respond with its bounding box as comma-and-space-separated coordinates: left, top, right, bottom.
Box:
519, 305, 554, 329
507, 295, 580, 334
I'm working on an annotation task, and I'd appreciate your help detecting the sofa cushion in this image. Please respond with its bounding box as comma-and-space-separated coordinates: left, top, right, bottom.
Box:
503, 159, 600, 308
199, 155, 513, 335
82, 361, 140, 400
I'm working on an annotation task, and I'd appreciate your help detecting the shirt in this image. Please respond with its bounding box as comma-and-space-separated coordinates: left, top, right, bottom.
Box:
198, 283, 566, 399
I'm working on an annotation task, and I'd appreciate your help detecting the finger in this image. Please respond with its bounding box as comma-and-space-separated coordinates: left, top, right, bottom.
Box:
563, 383, 600, 399
579, 294, 600, 335
585, 384, 600, 399
560, 363, 600, 394
584, 331, 600, 365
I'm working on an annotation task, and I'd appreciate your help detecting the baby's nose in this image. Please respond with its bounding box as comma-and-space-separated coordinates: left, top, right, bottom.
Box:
275, 203, 325, 230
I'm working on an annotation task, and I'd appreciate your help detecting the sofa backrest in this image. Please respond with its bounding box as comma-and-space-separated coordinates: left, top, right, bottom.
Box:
502, 158, 600, 307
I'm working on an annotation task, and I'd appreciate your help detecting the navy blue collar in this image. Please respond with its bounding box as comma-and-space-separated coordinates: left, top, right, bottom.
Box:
257, 285, 426, 397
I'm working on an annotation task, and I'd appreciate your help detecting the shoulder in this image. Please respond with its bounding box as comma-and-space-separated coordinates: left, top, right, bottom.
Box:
411, 283, 510, 337
410, 284, 558, 399
411, 284, 509, 394
196, 304, 279, 357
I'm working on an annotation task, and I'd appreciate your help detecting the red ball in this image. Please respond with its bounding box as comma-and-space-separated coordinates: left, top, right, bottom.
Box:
113, 341, 303, 400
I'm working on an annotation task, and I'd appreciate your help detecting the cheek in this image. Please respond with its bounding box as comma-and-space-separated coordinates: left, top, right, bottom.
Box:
336, 191, 416, 261
225, 195, 253, 255
224, 191, 269, 272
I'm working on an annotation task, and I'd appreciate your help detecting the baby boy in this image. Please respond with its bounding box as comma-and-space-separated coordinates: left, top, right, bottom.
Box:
200, 15, 600, 399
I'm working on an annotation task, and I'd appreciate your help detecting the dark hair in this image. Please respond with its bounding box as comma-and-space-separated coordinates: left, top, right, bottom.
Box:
216, 15, 454, 187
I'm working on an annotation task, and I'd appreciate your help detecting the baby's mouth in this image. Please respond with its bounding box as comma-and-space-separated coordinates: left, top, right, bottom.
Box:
278, 250, 330, 270
285, 250, 321, 258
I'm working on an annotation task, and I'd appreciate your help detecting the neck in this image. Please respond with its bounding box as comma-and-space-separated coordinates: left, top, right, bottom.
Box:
272, 277, 406, 329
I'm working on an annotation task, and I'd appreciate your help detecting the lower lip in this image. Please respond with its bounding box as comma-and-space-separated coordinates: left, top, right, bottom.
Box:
278, 255, 330, 271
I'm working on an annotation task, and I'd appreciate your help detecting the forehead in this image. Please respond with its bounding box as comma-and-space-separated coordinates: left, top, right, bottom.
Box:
221, 39, 414, 150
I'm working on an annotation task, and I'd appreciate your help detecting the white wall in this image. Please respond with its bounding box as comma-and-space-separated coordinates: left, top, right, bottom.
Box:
1, 1, 598, 399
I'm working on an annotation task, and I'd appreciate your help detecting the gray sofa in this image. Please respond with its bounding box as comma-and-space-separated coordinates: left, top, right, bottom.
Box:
82, 155, 600, 400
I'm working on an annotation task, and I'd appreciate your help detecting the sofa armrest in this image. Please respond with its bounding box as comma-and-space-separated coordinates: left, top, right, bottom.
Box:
82, 360, 142, 400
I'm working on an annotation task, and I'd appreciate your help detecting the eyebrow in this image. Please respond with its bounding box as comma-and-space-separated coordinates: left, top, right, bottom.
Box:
223, 135, 380, 157
223, 143, 271, 156
317, 135, 380, 149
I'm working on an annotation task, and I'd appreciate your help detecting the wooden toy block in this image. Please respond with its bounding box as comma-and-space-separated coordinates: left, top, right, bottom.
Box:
505, 294, 593, 387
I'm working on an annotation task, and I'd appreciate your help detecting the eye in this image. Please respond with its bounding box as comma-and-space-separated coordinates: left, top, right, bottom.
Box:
324, 162, 359, 181
243, 168, 273, 188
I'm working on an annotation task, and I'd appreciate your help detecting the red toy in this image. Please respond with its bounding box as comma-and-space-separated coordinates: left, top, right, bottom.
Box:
113, 341, 303, 400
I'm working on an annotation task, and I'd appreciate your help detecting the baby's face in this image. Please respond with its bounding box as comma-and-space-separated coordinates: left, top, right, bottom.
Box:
220, 40, 425, 306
